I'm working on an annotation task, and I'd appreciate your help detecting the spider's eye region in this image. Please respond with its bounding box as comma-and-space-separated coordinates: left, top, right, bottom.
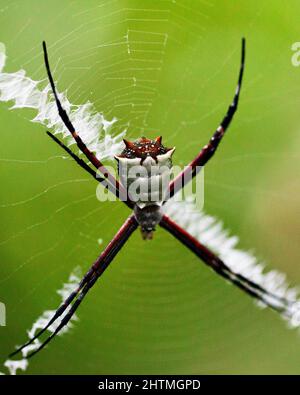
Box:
117, 136, 173, 161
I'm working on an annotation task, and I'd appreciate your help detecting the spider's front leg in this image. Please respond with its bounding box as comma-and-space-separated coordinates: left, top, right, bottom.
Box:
42, 42, 130, 205
167, 38, 245, 200
160, 214, 295, 315
46, 131, 134, 209
9, 215, 138, 359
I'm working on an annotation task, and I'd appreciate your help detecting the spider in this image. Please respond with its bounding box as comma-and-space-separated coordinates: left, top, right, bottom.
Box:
10, 38, 294, 359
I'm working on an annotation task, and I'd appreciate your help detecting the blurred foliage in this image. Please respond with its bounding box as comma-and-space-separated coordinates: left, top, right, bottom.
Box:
0, 0, 300, 374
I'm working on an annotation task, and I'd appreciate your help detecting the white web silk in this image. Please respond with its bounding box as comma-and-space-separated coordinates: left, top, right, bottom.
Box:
0, 42, 126, 161
164, 198, 300, 328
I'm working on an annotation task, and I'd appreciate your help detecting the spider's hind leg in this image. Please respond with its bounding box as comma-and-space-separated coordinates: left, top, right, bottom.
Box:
160, 214, 295, 315
9, 215, 138, 359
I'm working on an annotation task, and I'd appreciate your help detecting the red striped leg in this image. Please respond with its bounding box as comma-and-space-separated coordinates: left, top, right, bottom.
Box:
167, 38, 245, 200
160, 214, 294, 313
10, 215, 138, 359
43, 42, 129, 204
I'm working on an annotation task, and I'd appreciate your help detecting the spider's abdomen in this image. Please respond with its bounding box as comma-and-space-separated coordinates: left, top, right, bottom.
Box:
115, 137, 175, 209
117, 154, 173, 208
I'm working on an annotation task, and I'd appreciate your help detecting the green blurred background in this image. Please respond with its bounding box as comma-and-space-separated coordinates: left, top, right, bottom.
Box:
0, 0, 300, 374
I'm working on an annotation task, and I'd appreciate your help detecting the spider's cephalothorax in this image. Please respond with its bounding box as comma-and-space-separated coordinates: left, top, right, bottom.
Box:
115, 136, 175, 239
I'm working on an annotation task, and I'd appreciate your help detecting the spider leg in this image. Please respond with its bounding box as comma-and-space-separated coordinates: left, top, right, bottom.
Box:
167, 38, 245, 200
26, 273, 97, 359
42, 41, 129, 203
46, 131, 133, 208
160, 214, 294, 314
9, 215, 138, 359
47, 131, 104, 183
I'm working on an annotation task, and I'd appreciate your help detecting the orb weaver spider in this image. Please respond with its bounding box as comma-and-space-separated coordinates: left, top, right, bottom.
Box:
10, 38, 294, 359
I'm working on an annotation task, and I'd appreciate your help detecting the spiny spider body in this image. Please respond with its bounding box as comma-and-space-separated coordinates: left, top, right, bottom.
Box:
118, 136, 171, 160
9, 38, 298, 360
116, 136, 175, 238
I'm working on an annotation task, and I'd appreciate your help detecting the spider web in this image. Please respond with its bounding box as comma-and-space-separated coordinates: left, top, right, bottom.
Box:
0, 0, 300, 375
